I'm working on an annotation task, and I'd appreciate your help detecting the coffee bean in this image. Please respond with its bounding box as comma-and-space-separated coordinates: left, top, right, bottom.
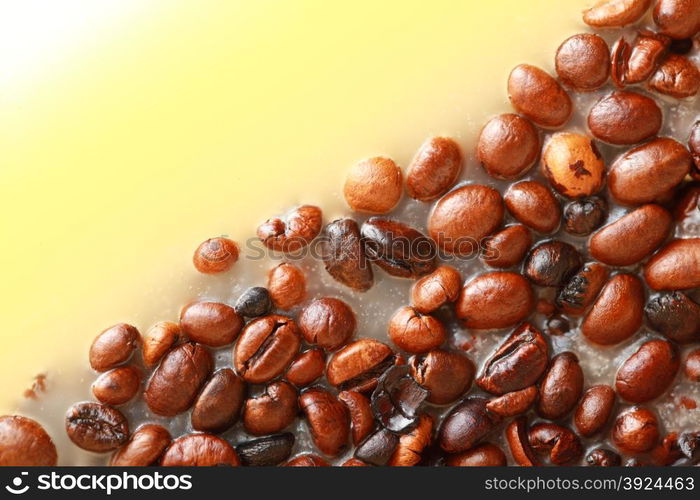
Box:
616, 339, 680, 403
235, 287, 272, 318
388, 306, 446, 354
410, 349, 475, 405
482, 224, 532, 269
344, 156, 403, 214
92, 366, 141, 406
646, 292, 700, 343
612, 407, 659, 453
341, 458, 369, 466
338, 390, 374, 446
0, 415, 57, 466
387, 414, 433, 466
361, 218, 437, 278
477, 114, 540, 180
284, 454, 330, 466
644, 238, 700, 290
161, 434, 240, 466
355, 429, 399, 466
144, 342, 212, 416
612, 31, 670, 86
257, 205, 322, 253
505, 417, 539, 466
372, 365, 428, 433
529, 423, 583, 465
65, 402, 129, 453
411, 265, 461, 313
589, 204, 673, 266
582, 274, 645, 345
267, 263, 306, 310
234, 314, 301, 384
557, 262, 609, 315
326, 338, 395, 392
674, 183, 700, 221
504, 181, 562, 234
678, 431, 700, 462
193, 237, 239, 274
523, 240, 583, 287
456, 272, 534, 329
486, 386, 538, 418
191, 368, 246, 433
109, 424, 171, 466
537, 352, 584, 420
555, 33, 610, 90
300, 388, 350, 457
574, 385, 616, 437
236, 433, 294, 466
321, 219, 374, 292
563, 197, 607, 236
588, 91, 662, 145
690, 121, 700, 174
542, 133, 605, 198
545, 315, 571, 336
89, 323, 140, 372
286, 348, 325, 387
243, 381, 298, 436
508, 64, 572, 128
653, 0, 700, 39
650, 432, 684, 465
142, 321, 180, 368
446, 443, 507, 466
586, 448, 622, 466
583, 0, 652, 27
406, 137, 463, 201
476, 323, 549, 395
298, 297, 356, 351
439, 397, 500, 453
428, 185, 504, 255
650, 54, 700, 98
685, 348, 700, 381
180, 301, 243, 347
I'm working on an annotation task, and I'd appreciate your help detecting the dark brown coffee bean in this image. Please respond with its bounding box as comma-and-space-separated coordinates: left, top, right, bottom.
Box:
537, 352, 584, 420
161, 434, 240, 466
653, 0, 700, 39
234, 314, 300, 384
387, 414, 433, 466
616, 339, 679, 403
446, 443, 507, 466
477, 323, 549, 395
505, 417, 539, 466
524, 240, 582, 288
338, 390, 374, 446
344, 156, 402, 214
326, 338, 395, 392
193, 237, 239, 274
558, 262, 609, 316
236, 433, 294, 466
588, 91, 662, 145
321, 218, 374, 291
257, 205, 322, 253
477, 114, 540, 180
456, 272, 534, 329
546, 315, 571, 336
286, 348, 325, 387
284, 454, 330, 466
485, 386, 538, 418
612, 407, 659, 453
268, 263, 306, 310
482, 224, 532, 269
362, 218, 437, 278
0, 415, 57, 466
439, 397, 500, 453
556, 33, 610, 90
649, 54, 700, 98
685, 348, 700, 381
372, 365, 428, 433
355, 429, 399, 466
243, 381, 298, 436
65, 402, 129, 453
410, 349, 475, 405
508, 64, 572, 128
300, 388, 350, 457
191, 368, 246, 433
235, 287, 272, 318
428, 185, 504, 255
109, 424, 171, 466
589, 204, 673, 266
646, 292, 700, 343
180, 301, 243, 347
298, 298, 356, 351
645, 238, 700, 290
144, 342, 212, 416
563, 197, 607, 236
542, 133, 606, 198
586, 448, 622, 466
406, 137, 463, 201
92, 366, 141, 406
411, 265, 461, 313
529, 423, 583, 465
612, 31, 670, 87
583, 0, 652, 27
582, 274, 645, 345
142, 321, 180, 368
574, 385, 616, 437
388, 306, 446, 354
504, 181, 561, 234
89, 323, 140, 372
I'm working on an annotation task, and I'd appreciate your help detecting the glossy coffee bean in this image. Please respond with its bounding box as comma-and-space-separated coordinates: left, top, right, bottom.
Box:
588, 91, 662, 145
612, 31, 670, 87
65, 402, 129, 453
326, 338, 395, 392
406, 136, 463, 201
236, 433, 294, 466
583, 0, 652, 27
645, 292, 700, 343
344, 156, 403, 214
286, 348, 325, 387
486, 386, 538, 418
477, 114, 540, 180
410, 349, 475, 405
537, 352, 584, 420
267, 263, 306, 310
411, 265, 461, 313
320, 219, 374, 292
616, 339, 680, 403
505, 417, 539, 466
446, 443, 507, 466
542, 133, 605, 198
528, 423, 583, 465
235, 287, 272, 318
523, 240, 582, 287
109, 424, 171, 466
191, 368, 246, 433
243, 381, 298, 436
142, 321, 180, 368
298, 297, 356, 351
355, 429, 399, 466
388, 306, 446, 354
644, 238, 700, 290
387, 414, 433, 466
284, 454, 330, 467
612, 407, 659, 453
574, 385, 616, 437
371, 365, 428, 433
685, 349, 700, 381
456, 272, 534, 329
674, 183, 700, 220
504, 181, 561, 233
193, 237, 239, 274
555, 33, 610, 91
300, 388, 350, 457
563, 197, 607, 236
438, 397, 500, 453
92, 365, 141, 406
341, 458, 369, 466
508, 64, 572, 128
180, 301, 243, 347
586, 448, 622, 467
582, 274, 645, 345
649, 54, 700, 98
0, 415, 57, 466
89, 323, 140, 372
557, 262, 609, 316
161, 434, 240, 466
257, 205, 322, 253
338, 390, 374, 446
482, 224, 532, 269
653, 0, 700, 39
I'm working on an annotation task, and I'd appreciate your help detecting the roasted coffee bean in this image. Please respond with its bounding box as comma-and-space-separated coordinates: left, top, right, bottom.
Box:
0, 415, 57, 466
388, 414, 433, 466
612, 407, 659, 453
326, 338, 395, 392
646, 292, 700, 343
653, 0, 700, 39
557, 262, 609, 315
644, 238, 700, 290
508, 64, 572, 128
428, 185, 504, 255
588, 91, 662, 145
482, 224, 532, 269
284, 454, 330, 466
411, 265, 461, 313
649, 54, 700, 98
257, 205, 322, 253
690, 121, 700, 173
456, 272, 534, 329
574, 385, 616, 437
193, 237, 239, 274
406, 137, 463, 201
361, 218, 437, 278
286, 348, 325, 387
109, 424, 171, 466
355, 429, 399, 466
586, 448, 622, 466
446, 443, 507, 466
678, 431, 700, 462
523, 240, 582, 287
477, 114, 540, 180
344, 156, 403, 214
235, 287, 272, 318
142, 321, 180, 368
486, 386, 538, 418
616, 339, 680, 403
542, 133, 605, 198
65, 402, 129, 453
504, 181, 561, 234
298, 298, 356, 351
650, 432, 684, 465
545, 315, 571, 336
234, 314, 301, 384
589, 204, 673, 266
191, 368, 246, 433
89, 323, 140, 372
410, 349, 475, 405
92, 366, 141, 406
529, 423, 583, 465
685, 349, 700, 381
243, 381, 298, 436
161, 434, 240, 466
563, 197, 607, 236
388, 306, 446, 354
372, 365, 428, 433
582, 274, 645, 345
320, 219, 374, 291
537, 352, 584, 420
438, 397, 500, 453
236, 433, 294, 466
267, 263, 306, 310
609, 138, 692, 205
180, 301, 243, 347
299, 388, 350, 457
612, 31, 670, 86
674, 183, 700, 221
555, 33, 610, 91
144, 342, 212, 416
505, 417, 539, 466
477, 323, 549, 395
341, 458, 369, 466
583, 0, 652, 27
338, 390, 374, 446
